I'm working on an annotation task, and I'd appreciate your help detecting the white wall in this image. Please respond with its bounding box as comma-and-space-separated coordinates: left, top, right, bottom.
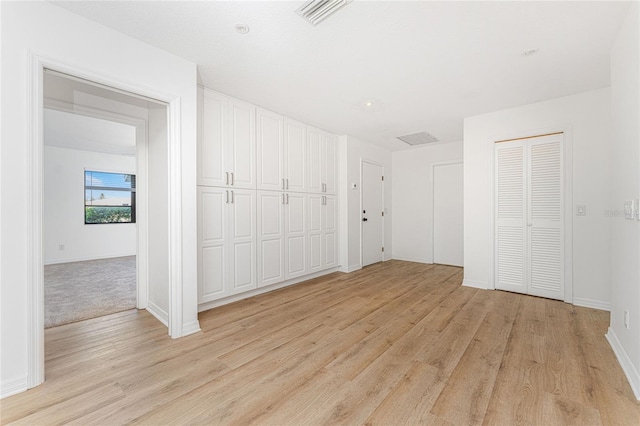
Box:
463, 88, 612, 309
392, 142, 463, 263
608, 3, 640, 399
339, 135, 393, 272
44, 146, 136, 264
1, 1, 198, 397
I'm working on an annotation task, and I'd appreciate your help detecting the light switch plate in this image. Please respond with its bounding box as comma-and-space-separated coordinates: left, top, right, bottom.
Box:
624, 200, 635, 219
576, 205, 586, 216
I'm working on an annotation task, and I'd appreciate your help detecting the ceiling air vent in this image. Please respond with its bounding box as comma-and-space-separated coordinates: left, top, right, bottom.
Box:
397, 131, 440, 146
296, 0, 351, 26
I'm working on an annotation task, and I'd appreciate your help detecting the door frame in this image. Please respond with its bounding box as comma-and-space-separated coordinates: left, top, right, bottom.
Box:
488, 126, 573, 303
43, 97, 149, 311
360, 159, 385, 267
26, 54, 185, 388
430, 160, 463, 265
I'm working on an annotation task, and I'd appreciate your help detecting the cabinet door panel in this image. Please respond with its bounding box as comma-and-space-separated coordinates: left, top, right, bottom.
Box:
257, 191, 284, 286
324, 232, 337, 268
307, 127, 322, 193
285, 193, 307, 279
201, 246, 226, 300
200, 188, 226, 245
199, 89, 227, 187
322, 132, 337, 194
232, 241, 256, 293
284, 119, 306, 192
307, 194, 323, 273
229, 190, 256, 294
229, 99, 256, 188
257, 109, 284, 191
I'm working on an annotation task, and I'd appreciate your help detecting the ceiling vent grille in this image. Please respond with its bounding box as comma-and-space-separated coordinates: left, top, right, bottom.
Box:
296, 0, 351, 26
397, 131, 440, 146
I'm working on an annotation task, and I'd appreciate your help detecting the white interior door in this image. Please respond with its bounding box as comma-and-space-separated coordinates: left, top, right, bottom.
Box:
433, 162, 463, 266
495, 133, 563, 301
362, 161, 383, 267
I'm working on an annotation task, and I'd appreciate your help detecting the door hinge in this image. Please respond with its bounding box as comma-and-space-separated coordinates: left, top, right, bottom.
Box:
382, 247, 384, 252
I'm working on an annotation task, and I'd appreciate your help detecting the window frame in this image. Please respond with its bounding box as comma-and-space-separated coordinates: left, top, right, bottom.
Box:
84, 169, 137, 225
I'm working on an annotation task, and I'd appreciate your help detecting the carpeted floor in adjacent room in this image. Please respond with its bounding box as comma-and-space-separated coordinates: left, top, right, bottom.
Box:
44, 256, 136, 328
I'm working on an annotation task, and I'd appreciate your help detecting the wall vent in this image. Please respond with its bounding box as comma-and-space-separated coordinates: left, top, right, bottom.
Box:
397, 131, 439, 146
296, 0, 351, 26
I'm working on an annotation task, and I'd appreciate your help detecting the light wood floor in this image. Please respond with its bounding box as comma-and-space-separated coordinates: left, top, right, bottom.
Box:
2, 261, 639, 425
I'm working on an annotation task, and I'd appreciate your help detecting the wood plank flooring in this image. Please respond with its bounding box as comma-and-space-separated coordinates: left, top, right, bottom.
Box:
2, 260, 639, 425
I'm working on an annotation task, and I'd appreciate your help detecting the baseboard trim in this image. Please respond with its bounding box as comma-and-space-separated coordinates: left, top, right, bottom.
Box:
573, 297, 610, 311
344, 264, 362, 273
1, 376, 28, 399
146, 301, 168, 327
44, 253, 136, 266
181, 320, 201, 337
390, 256, 431, 264
462, 279, 488, 289
198, 267, 341, 313
606, 327, 640, 400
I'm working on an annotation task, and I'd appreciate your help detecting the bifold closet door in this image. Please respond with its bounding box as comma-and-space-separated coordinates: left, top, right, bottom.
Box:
495, 133, 563, 301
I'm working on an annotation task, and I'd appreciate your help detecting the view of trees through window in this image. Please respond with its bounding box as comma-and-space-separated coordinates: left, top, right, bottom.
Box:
84, 170, 136, 224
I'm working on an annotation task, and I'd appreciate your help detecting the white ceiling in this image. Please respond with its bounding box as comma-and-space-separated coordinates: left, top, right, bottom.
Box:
44, 108, 137, 155
51, 1, 631, 151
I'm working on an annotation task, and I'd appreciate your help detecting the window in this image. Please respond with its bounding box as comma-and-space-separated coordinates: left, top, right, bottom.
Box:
84, 170, 136, 224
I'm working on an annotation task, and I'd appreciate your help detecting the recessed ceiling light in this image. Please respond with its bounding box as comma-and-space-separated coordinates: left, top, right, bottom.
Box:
364, 101, 374, 108
523, 49, 539, 57
235, 24, 250, 34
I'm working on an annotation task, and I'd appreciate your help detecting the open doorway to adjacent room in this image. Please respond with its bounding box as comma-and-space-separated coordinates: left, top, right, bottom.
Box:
42, 70, 170, 328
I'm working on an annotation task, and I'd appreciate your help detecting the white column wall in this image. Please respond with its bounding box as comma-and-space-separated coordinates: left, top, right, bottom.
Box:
1, 1, 198, 397
608, 3, 640, 399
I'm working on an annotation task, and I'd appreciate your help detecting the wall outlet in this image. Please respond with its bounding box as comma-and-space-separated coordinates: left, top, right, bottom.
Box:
624, 309, 629, 329
58, 244, 65, 251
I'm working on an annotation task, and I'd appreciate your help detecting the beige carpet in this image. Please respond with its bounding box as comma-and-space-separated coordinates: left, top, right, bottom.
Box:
44, 256, 136, 328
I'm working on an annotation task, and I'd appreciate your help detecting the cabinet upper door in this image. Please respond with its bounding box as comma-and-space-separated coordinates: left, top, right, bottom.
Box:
307, 126, 323, 193
257, 108, 284, 191
322, 132, 337, 194
284, 118, 307, 193
199, 89, 227, 187
228, 99, 256, 188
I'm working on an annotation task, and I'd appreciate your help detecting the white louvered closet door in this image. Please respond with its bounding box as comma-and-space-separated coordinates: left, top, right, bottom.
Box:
495, 134, 563, 300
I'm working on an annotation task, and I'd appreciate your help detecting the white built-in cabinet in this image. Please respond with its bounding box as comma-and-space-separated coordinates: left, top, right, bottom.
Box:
308, 193, 338, 274
198, 87, 339, 307
257, 110, 308, 192
198, 89, 256, 189
307, 126, 337, 194
198, 186, 256, 303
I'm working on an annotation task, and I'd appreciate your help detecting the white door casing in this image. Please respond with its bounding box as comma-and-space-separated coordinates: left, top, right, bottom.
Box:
361, 161, 384, 267
433, 162, 464, 267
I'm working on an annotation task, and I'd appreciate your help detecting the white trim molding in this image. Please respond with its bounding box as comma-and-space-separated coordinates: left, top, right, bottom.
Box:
146, 301, 168, 327
1, 376, 28, 399
573, 298, 610, 311
462, 279, 489, 289
606, 327, 640, 400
